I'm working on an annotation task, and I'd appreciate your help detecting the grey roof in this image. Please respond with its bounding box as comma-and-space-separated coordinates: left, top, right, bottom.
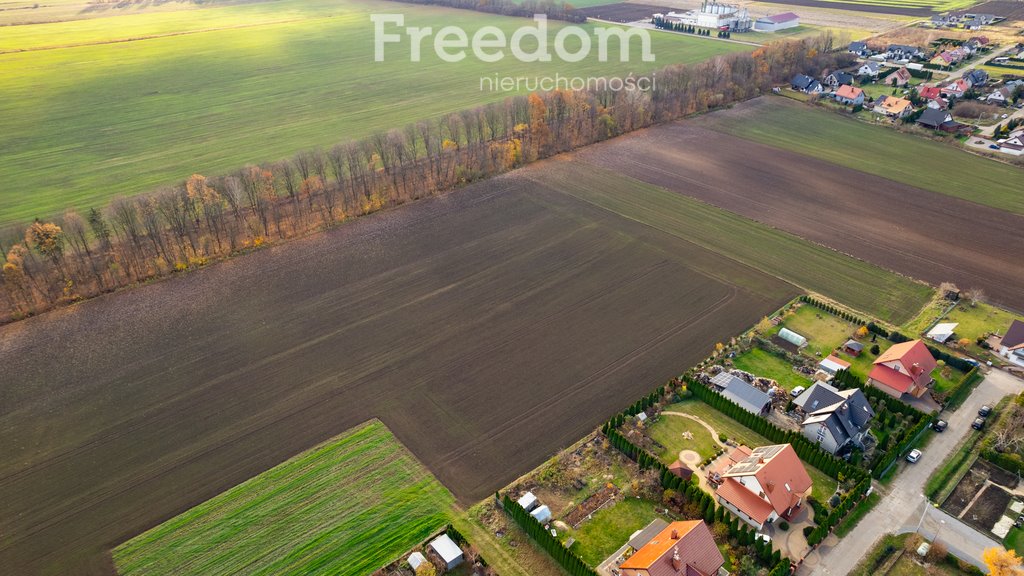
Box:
1004, 320, 1024, 349
918, 107, 953, 128
719, 377, 771, 415
798, 382, 874, 449
791, 74, 814, 90
887, 44, 918, 54
844, 339, 864, 351
628, 518, 669, 550
967, 69, 988, 84
827, 71, 854, 85
849, 41, 867, 51
860, 61, 880, 73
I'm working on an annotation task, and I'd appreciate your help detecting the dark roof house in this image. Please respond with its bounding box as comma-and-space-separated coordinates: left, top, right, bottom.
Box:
794, 382, 874, 454
917, 107, 955, 130
711, 372, 772, 415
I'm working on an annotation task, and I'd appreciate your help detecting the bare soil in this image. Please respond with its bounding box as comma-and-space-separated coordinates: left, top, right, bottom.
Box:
962, 483, 1013, 531
574, 2, 672, 22
964, 1, 1024, 20
0, 170, 791, 574
572, 99, 1024, 313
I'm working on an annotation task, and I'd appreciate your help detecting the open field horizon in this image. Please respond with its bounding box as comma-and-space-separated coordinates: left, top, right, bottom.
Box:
0, 0, 748, 226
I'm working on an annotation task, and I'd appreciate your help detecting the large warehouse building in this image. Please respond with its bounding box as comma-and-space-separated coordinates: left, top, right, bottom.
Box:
656, 1, 752, 31
753, 12, 800, 32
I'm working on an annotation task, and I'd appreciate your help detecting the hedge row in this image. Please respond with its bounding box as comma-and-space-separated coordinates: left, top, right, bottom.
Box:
501, 495, 598, 576
943, 367, 983, 412
806, 477, 872, 546
687, 376, 867, 482
799, 295, 868, 327
926, 344, 976, 373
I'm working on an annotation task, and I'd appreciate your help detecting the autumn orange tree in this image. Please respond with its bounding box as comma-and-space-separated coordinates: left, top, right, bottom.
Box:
983, 547, 1024, 576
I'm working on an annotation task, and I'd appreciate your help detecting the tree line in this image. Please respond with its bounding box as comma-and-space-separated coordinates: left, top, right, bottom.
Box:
0, 35, 847, 324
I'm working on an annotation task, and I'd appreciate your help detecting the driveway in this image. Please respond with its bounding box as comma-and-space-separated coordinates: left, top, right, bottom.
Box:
802, 370, 1024, 575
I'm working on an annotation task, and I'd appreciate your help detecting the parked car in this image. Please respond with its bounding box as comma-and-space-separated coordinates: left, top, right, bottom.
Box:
791, 386, 806, 398
933, 419, 948, 432
973, 417, 986, 430
989, 144, 1001, 149
979, 405, 993, 417
907, 449, 922, 463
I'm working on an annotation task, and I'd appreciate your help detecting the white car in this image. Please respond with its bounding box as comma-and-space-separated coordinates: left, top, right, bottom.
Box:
791, 386, 806, 398
906, 449, 922, 463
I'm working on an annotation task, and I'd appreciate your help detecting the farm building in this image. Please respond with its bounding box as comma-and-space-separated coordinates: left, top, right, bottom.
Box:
834, 85, 864, 106
794, 382, 874, 454
530, 504, 552, 523
657, 1, 752, 31
778, 328, 807, 348
867, 339, 936, 399
711, 444, 812, 530
842, 340, 864, 356
1000, 320, 1024, 367
407, 552, 427, 571
926, 322, 958, 343
619, 520, 724, 576
753, 12, 799, 32
517, 491, 538, 512
711, 372, 772, 415
429, 534, 464, 570
817, 354, 851, 376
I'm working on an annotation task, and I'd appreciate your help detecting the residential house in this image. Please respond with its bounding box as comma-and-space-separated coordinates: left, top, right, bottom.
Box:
712, 444, 812, 530
917, 107, 957, 131
874, 96, 914, 118
824, 71, 854, 89
998, 136, 1024, 156
931, 50, 960, 67
858, 61, 881, 77
867, 339, 937, 399
619, 520, 725, 576
834, 84, 864, 106
790, 74, 823, 94
940, 78, 972, 99
969, 36, 990, 46
917, 85, 947, 108
794, 382, 874, 455
848, 41, 870, 57
987, 86, 1013, 104
966, 69, 989, 87
999, 320, 1024, 367
886, 45, 921, 61
711, 372, 772, 415
884, 67, 912, 87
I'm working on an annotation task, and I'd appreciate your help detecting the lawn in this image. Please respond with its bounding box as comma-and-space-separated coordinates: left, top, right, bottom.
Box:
544, 164, 934, 325
113, 420, 453, 576
844, 338, 966, 394
944, 302, 1024, 360
700, 96, 1024, 215
1005, 526, 1024, 557
773, 304, 859, 358
568, 498, 669, 567
732, 348, 813, 392
0, 0, 749, 225
663, 399, 838, 496
647, 413, 721, 464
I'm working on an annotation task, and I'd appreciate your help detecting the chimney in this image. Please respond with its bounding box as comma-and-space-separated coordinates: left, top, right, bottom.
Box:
671, 529, 680, 539
672, 547, 682, 571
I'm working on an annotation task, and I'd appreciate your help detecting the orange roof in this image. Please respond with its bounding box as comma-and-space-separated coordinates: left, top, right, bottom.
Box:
875, 340, 936, 371
880, 97, 912, 114
871, 340, 936, 392
824, 354, 851, 369
717, 478, 774, 523
836, 85, 863, 99
620, 521, 699, 569
720, 444, 812, 517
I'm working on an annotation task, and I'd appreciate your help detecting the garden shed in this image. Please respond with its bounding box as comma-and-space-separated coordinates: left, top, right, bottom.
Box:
429, 534, 464, 570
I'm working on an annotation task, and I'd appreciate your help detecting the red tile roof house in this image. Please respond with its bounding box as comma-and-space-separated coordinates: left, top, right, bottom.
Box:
710, 444, 812, 530
834, 84, 865, 106
619, 520, 725, 576
867, 339, 937, 399
884, 67, 912, 87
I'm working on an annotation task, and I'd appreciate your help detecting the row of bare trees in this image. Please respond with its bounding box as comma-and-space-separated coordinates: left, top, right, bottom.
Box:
0, 35, 847, 324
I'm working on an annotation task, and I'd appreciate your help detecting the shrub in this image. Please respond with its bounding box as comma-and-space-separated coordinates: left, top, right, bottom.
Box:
870, 344, 880, 355
803, 526, 814, 537
719, 434, 728, 443
778, 521, 789, 531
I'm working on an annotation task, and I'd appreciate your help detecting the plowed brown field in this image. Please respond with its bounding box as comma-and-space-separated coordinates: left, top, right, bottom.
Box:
573, 102, 1024, 313
0, 174, 793, 574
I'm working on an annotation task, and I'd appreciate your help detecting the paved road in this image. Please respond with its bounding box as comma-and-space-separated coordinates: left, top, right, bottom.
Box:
805, 370, 1024, 576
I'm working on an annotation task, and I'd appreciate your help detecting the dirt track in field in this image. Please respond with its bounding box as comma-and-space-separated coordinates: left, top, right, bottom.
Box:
0, 176, 791, 575
573, 103, 1024, 313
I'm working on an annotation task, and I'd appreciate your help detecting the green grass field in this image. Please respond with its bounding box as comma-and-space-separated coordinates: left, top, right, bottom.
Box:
647, 413, 721, 464
732, 348, 813, 391
774, 305, 859, 358
701, 97, 1024, 215
113, 420, 454, 576
0, 0, 748, 225
568, 498, 668, 566
541, 164, 934, 324
660, 399, 837, 494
